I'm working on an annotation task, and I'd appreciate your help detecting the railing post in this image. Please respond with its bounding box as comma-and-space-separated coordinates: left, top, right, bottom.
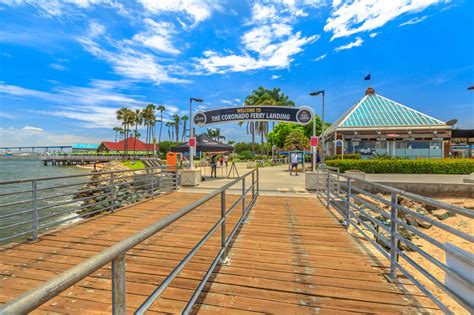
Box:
390, 191, 398, 280
256, 168, 259, 196
251, 171, 255, 200
326, 172, 330, 208
242, 176, 246, 216
110, 173, 116, 213
220, 191, 227, 262
316, 168, 319, 196
337, 173, 340, 196
345, 178, 351, 230
112, 254, 126, 315
31, 180, 38, 241
149, 169, 155, 197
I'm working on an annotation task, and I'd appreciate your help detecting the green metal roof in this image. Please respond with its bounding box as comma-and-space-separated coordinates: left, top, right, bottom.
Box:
326, 92, 447, 134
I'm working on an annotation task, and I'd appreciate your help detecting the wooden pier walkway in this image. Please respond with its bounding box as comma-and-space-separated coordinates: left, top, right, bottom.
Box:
0, 192, 436, 314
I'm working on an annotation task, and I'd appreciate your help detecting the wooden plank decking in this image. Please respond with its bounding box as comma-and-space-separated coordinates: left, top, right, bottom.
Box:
0, 192, 436, 314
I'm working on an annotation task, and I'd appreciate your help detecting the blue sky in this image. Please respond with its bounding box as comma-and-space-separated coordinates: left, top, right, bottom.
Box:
0, 0, 473, 146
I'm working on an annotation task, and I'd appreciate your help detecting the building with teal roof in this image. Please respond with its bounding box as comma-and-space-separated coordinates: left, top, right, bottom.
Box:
324, 88, 452, 159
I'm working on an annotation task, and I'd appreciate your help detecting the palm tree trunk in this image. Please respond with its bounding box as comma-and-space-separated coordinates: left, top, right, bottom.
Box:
159, 112, 163, 143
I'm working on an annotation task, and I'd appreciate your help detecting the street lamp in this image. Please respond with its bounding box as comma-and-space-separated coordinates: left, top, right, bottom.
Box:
309, 90, 325, 166
189, 97, 203, 169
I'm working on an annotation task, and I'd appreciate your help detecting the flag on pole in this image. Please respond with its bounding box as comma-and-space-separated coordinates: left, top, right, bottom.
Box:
364, 74, 371, 80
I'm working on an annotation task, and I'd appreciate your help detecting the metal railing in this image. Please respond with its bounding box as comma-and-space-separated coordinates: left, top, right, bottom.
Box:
0, 166, 179, 245
316, 166, 473, 314
0, 169, 259, 314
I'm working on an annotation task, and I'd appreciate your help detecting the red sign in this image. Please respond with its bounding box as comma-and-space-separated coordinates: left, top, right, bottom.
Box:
189, 137, 196, 147
310, 136, 319, 147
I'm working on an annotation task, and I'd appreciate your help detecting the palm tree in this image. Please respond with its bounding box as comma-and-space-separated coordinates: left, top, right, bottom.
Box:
181, 115, 188, 142
241, 87, 295, 153
119, 128, 125, 141
166, 121, 172, 141
142, 104, 156, 156
113, 127, 121, 142
172, 114, 181, 142
116, 107, 134, 155
132, 109, 143, 154
157, 105, 165, 144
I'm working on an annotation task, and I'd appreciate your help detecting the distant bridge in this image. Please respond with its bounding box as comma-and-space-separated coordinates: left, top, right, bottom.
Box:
0, 145, 72, 152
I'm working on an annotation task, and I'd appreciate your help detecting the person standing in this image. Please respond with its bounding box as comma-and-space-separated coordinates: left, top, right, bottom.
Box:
210, 155, 217, 178
223, 154, 228, 167
290, 152, 299, 176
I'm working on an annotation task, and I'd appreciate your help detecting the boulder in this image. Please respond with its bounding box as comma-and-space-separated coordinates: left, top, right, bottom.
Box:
432, 210, 450, 221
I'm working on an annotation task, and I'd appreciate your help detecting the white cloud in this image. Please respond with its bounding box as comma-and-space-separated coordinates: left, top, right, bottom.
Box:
49, 63, 68, 71
22, 125, 43, 131
221, 100, 233, 104
0, 111, 14, 118
0, 80, 146, 128
325, 0, 444, 39
132, 18, 179, 55
369, 32, 378, 38
313, 53, 327, 61
399, 15, 428, 26
0, 0, 117, 17
335, 37, 363, 51
77, 21, 189, 85
137, 0, 221, 24
271, 75, 281, 80
0, 127, 101, 147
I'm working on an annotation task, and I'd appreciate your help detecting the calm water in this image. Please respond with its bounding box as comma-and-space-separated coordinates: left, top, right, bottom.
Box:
0, 159, 91, 243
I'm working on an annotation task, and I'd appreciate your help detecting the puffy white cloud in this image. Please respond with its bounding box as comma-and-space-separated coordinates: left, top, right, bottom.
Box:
325, 0, 444, 39
334, 37, 363, 51
271, 74, 281, 79
196, 1, 319, 74
369, 32, 378, 38
49, 63, 68, 71
137, 0, 221, 24
399, 15, 428, 26
132, 18, 179, 55
313, 53, 327, 61
77, 22, 189, 85
0, 0, 118, 17
22, 126, 43, 131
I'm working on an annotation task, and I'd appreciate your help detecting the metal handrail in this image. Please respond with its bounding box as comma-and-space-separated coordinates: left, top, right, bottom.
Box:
315, 168, 473, 314
0, 169, 259, 315
0, 166, 179, 244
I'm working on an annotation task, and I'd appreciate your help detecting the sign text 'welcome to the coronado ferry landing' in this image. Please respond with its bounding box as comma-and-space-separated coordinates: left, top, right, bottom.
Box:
193, 106, 314, 126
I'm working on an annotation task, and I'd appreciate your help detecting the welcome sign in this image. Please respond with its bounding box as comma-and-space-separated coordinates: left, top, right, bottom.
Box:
193, 106, 313, 126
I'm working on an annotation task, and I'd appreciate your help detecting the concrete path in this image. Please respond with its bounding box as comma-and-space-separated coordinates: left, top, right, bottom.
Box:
181, 163, 309, 196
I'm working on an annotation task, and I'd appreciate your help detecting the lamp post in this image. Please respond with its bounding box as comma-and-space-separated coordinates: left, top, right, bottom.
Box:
309, 90, 325, 166
189, 97, 203, 169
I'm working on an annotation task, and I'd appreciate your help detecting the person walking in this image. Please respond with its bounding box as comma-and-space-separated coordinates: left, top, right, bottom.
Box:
223, 154, 228, 167
290, 151, 299, 176
210, 155, 217, 178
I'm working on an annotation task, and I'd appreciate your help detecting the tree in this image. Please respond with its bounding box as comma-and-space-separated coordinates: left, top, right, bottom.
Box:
142, 104, 156, 155
113, 127, 121, 142
241, 86, 295, 153
166, 121, 172, 140
284, 129, 309, 151
132, 109, 143, 154
181, 115, 188, 142
116, 107, 134, 155
267, 123, 305, 149
172, 114, 180, 142
157, 105, 165, 144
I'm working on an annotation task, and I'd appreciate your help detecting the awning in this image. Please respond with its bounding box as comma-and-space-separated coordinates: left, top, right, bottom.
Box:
171, 134, 233, 153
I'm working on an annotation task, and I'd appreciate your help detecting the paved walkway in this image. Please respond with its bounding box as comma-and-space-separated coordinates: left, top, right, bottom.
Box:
0, 192, 436, 313
182, 163, 309, 196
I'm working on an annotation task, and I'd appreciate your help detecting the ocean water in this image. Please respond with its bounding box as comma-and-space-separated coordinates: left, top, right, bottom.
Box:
0, 159, 91, 243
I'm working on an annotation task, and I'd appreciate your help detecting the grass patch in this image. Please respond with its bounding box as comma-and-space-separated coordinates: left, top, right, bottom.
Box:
122, 160, 145, 170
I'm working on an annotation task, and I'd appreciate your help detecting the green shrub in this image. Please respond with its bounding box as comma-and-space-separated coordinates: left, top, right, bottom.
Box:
325, 159, 474, 174
238, 151, 254, 160
326, 153, 361, 160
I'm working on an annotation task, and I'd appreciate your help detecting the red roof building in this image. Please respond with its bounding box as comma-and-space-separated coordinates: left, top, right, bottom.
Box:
97, 137, 156, 152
